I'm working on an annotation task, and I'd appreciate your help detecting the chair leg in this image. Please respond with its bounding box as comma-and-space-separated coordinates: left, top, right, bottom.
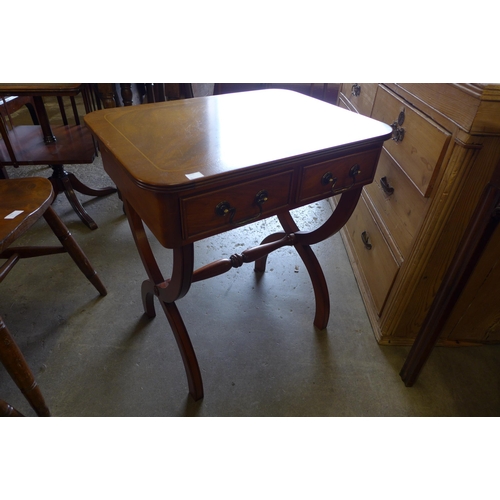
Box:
42, 206, 107, 296
0, 399, 24, 417
0, 316, 50, 417
48, 165, 117, 230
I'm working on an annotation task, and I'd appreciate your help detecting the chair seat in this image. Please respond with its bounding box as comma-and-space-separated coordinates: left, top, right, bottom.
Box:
0, 178, 54, 252
1, 176, 107, 416
0, 124, 96, 166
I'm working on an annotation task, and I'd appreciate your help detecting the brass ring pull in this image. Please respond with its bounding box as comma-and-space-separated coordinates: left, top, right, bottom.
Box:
215, 190, 269, 227
380, 176, 394, 195
361, 231, 372, 250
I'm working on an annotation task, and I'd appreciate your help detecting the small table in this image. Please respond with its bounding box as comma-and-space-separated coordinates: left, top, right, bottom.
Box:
0, 84, 89, 143
85, 89, 392, 400
0, 84, 115, 229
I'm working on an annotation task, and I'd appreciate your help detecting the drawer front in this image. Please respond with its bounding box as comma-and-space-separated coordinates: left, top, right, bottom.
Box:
364, 149, 429, 259
181, 170, 294, 241
341, 83, 379, 117
344, 195, 399, 315
371, 85, 451, 197
298, 149, 381, 204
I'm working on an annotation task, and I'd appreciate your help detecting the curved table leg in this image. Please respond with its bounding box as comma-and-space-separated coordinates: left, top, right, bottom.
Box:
160, 301, 204, 401
278, 212, 330, 330
255, 188, 363, 329
60, 175, 99, 229
66, 172, 117, 197
124, 200, 203, 400
254, 232, 286, 273
49, 165, 117, 230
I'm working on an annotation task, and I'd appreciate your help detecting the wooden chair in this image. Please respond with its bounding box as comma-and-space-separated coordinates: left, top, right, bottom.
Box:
0, 177, 107, 416
0, 84, 116, 230
96, 84, 194, 108
0, 95, 39, 129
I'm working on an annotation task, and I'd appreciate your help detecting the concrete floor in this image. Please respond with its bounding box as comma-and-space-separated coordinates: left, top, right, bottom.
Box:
2, 92, 500, 416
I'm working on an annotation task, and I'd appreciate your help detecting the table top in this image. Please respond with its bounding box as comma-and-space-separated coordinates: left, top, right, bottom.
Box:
84, 89, 393, 190
0, 84, 83, 97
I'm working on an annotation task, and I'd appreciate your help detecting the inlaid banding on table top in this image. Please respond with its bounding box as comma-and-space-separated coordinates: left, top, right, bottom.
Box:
85, 90, 394, 188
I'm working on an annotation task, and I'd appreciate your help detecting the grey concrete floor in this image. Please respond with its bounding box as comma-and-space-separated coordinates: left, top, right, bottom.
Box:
2, 154, 500, 417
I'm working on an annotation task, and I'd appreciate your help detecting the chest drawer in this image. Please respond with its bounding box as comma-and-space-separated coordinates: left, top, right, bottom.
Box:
181, 170, 294, 241
371, 85, 451, 197
298, 148, 381, 204
344, 194, 399, 315
364, 149, 429, 259
340, 83, 379, 117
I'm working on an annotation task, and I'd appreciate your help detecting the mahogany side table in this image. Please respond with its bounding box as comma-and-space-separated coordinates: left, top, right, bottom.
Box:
85, 89, 392, 400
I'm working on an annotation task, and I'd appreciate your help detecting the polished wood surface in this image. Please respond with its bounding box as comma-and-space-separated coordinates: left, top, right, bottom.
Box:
87, 90, 388, 189
0, 177, 107, 415
86, 90, 392, 246
85, 89, 392, 400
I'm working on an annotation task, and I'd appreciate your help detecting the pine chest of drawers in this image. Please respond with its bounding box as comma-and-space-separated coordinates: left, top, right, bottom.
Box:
335, 83, 500, 345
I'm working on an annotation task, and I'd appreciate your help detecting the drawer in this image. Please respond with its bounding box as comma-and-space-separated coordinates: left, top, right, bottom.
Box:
181, 170, 294, 241
341, 83, 379, 117
372, 85, 451, 197
364, 149, 429, 259
298, 148, 381, 204
344, 195, 399, 315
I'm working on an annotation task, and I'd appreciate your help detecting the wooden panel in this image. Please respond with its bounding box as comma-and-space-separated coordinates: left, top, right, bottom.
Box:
372, 86, 451, 197
343, 195, 399, 315
364, 149, 429, 259
340, 83, 378, 117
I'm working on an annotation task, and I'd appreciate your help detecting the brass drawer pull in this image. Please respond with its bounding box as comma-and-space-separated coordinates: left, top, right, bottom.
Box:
216, 190, 269, 226
391, 108, 406, 143
351, 84, 361, 97
380, 176, 395, 195
321, 172, 338, 189
321, 163, 361, 194
361, 230, 372, 250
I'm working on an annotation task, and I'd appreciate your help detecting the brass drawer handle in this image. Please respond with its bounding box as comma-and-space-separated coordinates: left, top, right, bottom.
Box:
216, 190, 269, 227
380, 176, 394, 195
351, 84, 361, 97
321, 163, 361, 194
321, 172, 338, 189
391, 108, 405, 142
361, 231, 372, 250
